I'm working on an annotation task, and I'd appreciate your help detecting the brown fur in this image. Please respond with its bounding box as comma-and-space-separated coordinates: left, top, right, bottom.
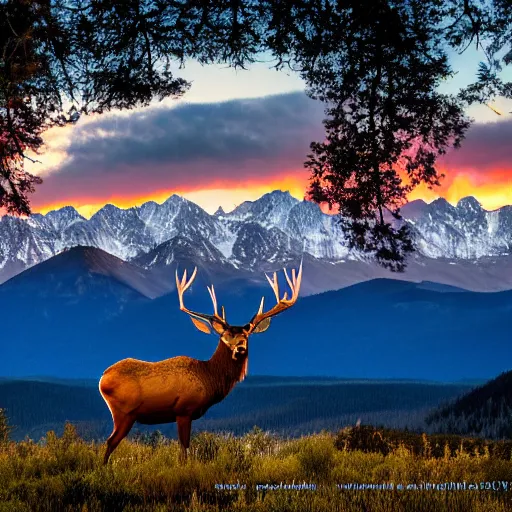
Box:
99, 339, 248, 464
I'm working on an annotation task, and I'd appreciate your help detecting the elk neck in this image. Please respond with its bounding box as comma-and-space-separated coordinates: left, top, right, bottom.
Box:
205, 338, 248, 399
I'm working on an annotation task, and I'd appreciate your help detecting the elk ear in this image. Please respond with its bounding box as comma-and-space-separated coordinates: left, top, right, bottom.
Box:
210, 318, 226, 335
252, 317, 271, 334
190, 317, 212, 334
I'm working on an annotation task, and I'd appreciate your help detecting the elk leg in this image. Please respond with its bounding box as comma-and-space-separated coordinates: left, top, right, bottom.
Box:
103, 411, 136, 465
177, 416, 192, 463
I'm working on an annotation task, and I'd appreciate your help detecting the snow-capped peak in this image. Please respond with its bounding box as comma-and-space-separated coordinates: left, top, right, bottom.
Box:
1, 192, 512, 285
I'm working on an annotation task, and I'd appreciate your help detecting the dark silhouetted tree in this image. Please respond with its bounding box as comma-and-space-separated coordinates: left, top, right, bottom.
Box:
302, 1, 471, 271
0, 0, 192, 215
443, 0, 512, 104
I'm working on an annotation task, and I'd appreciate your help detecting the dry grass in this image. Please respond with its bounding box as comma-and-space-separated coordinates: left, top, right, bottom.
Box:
0, 423, 512, 511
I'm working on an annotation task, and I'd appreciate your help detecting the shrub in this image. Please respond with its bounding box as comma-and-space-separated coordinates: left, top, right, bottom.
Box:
244, 426, 279, 457
0, 408, 12, 445
297, 435, 335, 481
191, 431, 220, 462
335, 425, 512, 460
132, 430, 166, 449
217, 434, 252, 474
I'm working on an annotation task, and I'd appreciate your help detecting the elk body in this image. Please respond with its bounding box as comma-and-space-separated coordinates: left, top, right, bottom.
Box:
99, 263, 302, 464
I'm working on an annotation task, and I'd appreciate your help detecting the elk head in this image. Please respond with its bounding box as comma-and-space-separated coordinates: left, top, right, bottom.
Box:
175, 262, 303, 361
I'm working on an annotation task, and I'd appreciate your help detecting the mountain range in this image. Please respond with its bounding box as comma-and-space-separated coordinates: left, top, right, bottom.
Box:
1, 245, 511, 380
1, 191, 512, 294
1, 190, 511, 436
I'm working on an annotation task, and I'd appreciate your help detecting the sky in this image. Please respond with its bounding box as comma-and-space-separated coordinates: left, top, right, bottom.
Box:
25, 46, 512, 219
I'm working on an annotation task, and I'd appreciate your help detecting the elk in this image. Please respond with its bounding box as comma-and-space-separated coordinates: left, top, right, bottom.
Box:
99, 262, 303, 464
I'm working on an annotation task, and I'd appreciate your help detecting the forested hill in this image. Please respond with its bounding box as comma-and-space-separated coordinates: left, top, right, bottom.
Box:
426, 371, 512, 438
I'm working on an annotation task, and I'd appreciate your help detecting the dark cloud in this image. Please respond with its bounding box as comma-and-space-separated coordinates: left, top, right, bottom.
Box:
38, 92, 512, 206
441, 117, 512, 171
35, 92, 327, 204
49, 91, 325, 174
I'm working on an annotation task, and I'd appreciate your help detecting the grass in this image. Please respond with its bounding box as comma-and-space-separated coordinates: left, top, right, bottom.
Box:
1, 423, 512, 511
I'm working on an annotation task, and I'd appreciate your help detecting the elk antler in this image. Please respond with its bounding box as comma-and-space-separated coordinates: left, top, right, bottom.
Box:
249, 261, 303, 329
175, 267, 228, 328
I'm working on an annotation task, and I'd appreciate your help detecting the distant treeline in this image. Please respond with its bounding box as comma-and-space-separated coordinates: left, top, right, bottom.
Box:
0, 378, 472, 441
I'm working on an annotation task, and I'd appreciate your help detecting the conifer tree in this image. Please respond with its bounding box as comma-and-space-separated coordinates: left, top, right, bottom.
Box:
302, 1, 470, 270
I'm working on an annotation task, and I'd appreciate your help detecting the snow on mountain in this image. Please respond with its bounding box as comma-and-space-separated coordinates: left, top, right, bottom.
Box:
137, 195, 186, 244
230, 222, 302, 269
72, 204, 154, 260
44, 206, 86, 232
227, 190, 299, 224
0, 214, 55, 274
1, 191, 512, 285
136, 195, 232, 255
285, 199, 348, 260
404, 197, 512, 258
135, 234, 231, 268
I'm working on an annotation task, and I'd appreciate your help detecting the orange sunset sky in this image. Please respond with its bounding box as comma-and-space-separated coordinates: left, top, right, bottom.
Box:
22, 51, 512, 219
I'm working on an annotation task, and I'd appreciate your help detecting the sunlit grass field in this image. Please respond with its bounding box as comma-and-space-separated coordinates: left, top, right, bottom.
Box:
1, 423, 512, 511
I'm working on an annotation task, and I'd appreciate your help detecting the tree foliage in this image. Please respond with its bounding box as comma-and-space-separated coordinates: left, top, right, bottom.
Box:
443, 0, 512, 103
0, 0, 510, 268
302, 1, 471, 270
0, 0, 193, 215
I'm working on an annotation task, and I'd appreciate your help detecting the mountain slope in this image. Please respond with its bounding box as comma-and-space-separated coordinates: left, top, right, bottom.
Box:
2, 191, 512, 289
402, 197, 512, 259
426, 371, 512, 438
1, 271, 510, 380
0, 245, 167, 299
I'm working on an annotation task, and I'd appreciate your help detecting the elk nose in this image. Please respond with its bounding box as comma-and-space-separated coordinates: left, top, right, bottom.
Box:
237, 347, 246, 355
